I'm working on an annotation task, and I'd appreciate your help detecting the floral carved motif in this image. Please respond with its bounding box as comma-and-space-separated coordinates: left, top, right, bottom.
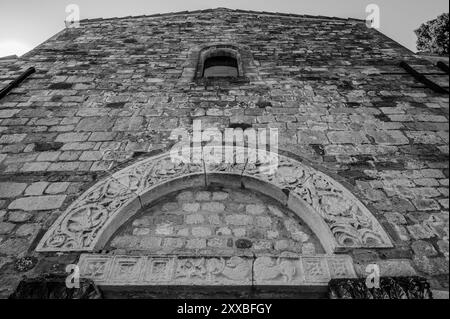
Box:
37, 148, 392, 252
245, 154, 391, 248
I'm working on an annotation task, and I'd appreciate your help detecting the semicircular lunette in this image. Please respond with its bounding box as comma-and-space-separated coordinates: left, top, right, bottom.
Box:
36, 147, 393, 252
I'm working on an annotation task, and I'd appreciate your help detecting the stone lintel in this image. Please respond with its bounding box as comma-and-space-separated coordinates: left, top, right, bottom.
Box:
78, 254, 356, 286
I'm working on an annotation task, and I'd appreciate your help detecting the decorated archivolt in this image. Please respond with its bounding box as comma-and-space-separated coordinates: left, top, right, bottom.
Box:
36, 147, 392, 252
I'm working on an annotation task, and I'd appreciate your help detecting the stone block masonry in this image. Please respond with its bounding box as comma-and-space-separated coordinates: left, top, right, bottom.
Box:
0, 8, 448, 297
108, 188, 324, 256
8, 195, 66, 211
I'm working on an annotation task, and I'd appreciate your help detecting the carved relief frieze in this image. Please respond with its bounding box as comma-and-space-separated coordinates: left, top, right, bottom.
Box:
78, 254, 356, 286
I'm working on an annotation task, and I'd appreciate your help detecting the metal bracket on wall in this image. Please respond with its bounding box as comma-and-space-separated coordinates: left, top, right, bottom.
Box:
0, 67, 36, 100
399, 61, 448, 94
436, 61, 450, 74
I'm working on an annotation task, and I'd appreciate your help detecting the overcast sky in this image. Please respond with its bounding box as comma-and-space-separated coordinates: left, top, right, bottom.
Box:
0, 0, 448, 57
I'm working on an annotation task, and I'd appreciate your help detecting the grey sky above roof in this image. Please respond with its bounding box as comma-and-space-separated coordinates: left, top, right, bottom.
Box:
0, 0, 448, 57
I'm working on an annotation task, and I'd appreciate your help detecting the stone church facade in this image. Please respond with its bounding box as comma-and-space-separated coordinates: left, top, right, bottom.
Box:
0, 8, 448, 298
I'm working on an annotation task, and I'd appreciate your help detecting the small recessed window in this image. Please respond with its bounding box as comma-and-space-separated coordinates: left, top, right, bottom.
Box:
203, 56, 239, 78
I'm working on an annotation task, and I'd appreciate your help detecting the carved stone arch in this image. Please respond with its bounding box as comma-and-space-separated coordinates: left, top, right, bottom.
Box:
36, 147, 393, 253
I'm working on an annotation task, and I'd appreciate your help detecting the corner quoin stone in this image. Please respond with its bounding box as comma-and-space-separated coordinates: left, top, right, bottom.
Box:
8, 195, 67, 211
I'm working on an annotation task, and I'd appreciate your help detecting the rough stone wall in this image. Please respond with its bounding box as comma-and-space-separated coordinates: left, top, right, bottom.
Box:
0, 8, 448, 297
108, 187, 323, 255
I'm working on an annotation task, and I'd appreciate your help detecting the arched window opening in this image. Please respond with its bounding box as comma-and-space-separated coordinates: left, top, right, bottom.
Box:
180, 43, 261, 85
203, 56, 239, 78
194, 45, 245, 80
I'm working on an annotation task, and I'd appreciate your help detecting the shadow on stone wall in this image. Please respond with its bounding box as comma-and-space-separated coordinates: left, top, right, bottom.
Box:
9, 275, 434, 299
328, 277, 433, 299
9, 274, 102, 299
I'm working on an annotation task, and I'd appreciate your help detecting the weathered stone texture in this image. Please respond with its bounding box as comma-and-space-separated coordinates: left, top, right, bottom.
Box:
108, 187, 323, 255
0, 8, 448, 295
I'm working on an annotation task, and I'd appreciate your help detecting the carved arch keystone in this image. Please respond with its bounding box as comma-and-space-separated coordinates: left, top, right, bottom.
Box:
36, 147, 393, 253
